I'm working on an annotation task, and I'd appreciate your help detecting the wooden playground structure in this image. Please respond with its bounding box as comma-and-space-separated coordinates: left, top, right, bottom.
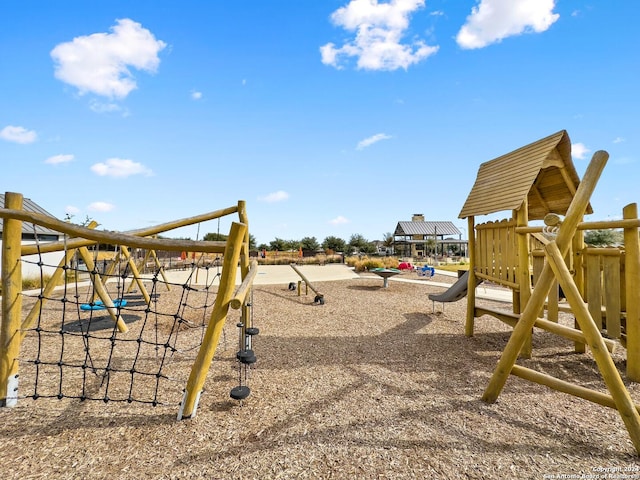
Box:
458, 130, 640, 453
0, 193, 257, 419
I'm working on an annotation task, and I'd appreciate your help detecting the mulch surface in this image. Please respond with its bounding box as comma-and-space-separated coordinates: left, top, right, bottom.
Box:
1, 272, 639, 479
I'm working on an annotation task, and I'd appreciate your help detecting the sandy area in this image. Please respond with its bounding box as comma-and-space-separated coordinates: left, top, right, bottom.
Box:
1, 270, 639, 479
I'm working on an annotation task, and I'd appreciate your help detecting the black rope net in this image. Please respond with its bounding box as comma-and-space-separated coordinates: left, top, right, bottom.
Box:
17, 241, 233, 408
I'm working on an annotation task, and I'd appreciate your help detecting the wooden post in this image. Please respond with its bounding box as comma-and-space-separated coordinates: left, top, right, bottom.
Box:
573, 222, 586, 353
237, 200, 250, 278
624, 203, 640, 381
21, 247, 77, 338
178, 221, 247, 420
516, 203, 532, 358
149, 249, 171, 290
290, 264, 323, 301
77, 246, 128, 333
546, 241, 640, 453
230, 260, 258, 310
126, 248, 151, 293
0, 192, 24, 407
465, 216, 476, 337
482, 150, 608, 404
119, 245, 151, 305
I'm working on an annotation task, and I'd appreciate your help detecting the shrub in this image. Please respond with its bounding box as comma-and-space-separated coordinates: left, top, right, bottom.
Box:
382, 257, 399, 269
346, 255, 398, 271
21, 274, 53, 291
352, 256, 384, 272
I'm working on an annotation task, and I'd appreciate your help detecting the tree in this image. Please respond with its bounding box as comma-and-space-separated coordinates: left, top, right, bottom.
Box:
584, 229, 623, 247
300, 236, 320, 251
322, 236, 346, 253
269, 237, 289, 252
203, 232, 255, 250
382, 232, 394, 248
348, 234, 369, 254
425, 238, 436, 256
362, 242, 377, 255
203, 232, 227, 241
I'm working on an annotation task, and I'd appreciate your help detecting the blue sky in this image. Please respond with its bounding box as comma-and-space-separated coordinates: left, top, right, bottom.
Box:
1, 1, 637, 246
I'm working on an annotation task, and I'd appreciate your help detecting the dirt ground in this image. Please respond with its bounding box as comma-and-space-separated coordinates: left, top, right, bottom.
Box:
1, 272, 639, 479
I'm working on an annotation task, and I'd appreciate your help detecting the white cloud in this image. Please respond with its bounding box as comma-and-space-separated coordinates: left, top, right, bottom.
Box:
571, 142, 590, 160
45, 154, 74, 165
51, 18, 166, 99
456, 0, 559, 49
191, 90, 202, 100
91, 158, 153, 178
329, 215, 350, 225
89, 100, 125, 114
1, 125, 37, 144
357, 133, 392, 150
88, 201, 115, 212
321, 0, 438, 71
613, 137, 625, 144
258, 190, 290, 203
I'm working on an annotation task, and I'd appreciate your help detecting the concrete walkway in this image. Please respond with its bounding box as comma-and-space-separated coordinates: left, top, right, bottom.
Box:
156, 264, 512, 303
44, 264, 510, 305
151, 263, 361, 286
361, 268, 513, 303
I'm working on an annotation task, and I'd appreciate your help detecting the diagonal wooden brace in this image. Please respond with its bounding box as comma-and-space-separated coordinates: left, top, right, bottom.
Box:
482, 150, 609, 404
545, 240, 640, 452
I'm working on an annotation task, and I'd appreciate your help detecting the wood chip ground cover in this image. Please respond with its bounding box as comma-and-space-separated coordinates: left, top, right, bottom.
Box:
1, 272, 639, 479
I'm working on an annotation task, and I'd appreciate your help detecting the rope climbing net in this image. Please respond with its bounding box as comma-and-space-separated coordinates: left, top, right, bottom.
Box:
0, 194, 257, 419
18, 251, 223, 407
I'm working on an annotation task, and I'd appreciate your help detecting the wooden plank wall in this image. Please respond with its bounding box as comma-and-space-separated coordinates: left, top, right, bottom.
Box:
531, 235, 561, 322
475, 219, 518, 288
583, 247, 623, 340
475, 220, 628, 342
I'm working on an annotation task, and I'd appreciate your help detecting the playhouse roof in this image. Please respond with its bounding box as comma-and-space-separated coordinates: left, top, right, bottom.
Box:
458, 130, 591, 220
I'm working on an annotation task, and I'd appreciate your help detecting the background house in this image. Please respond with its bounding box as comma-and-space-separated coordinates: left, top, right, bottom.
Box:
0, 194, 65, 280
393, 214, 466, 260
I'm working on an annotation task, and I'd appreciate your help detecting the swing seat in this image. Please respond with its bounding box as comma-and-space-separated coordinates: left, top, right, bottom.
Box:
417, 266, 435, 277
80, 299, 127, 311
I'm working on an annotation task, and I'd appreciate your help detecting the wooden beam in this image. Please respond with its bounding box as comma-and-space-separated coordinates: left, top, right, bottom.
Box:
179, 222, 247, 420
546, 240, 640, 453
230, 260, 258, 310
624, 203, 640, 381
482, 150, 608, 404
475, 306, 616, 353
0, 193, 24, 407
511, 365, 640, 413
466, 216, 477, 337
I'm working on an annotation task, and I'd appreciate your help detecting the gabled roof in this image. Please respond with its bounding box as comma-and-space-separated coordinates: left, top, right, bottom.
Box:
0, 194, 62, 237
458, 130, 591, 220
395, 221, 461, 237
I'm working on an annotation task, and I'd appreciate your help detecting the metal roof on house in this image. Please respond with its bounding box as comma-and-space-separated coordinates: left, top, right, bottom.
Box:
0, 194, 62, 237
394, 221, 461, 237
458, 130, 591, 220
